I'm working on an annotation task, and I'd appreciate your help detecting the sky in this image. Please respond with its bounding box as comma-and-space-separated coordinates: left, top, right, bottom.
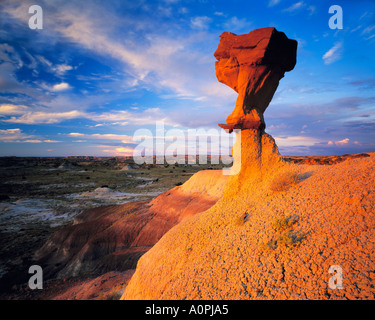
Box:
0, 0, 374, 157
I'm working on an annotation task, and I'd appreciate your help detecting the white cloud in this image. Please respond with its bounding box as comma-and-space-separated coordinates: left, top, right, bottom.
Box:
361, 25, 375, 40
39, 81, 72, 92
36, 55, 53, 68
351, 25, 362, 33
0, 128, 60, 143
307, 5, 316, 15
190, 16, 212, 29
337, 138, 349, 144
52, 82, 71, 91
283, 1, 305, 13
0, 104, 28, 115
362, 25, 375, 34
0, 52, 40, 98
0, 102, 170, 126
3, 110, 85, 124
0, 128, 32, 142
0, 43, 23, 67
101, 146, 135, 156
328, 138, 350, 146
23, 140, 43, 143
3, 1, 236, 105
69, 132, 84, 137
323, 42, 343, 65
87, 108, 173, 126
54, 64, 74, 74
21, 139, 61, 143
268, 0, 281, 7
68, 132, 134, 143
223, 16, 252, 32
274, 135, 323, 147
34, 54, 74, 75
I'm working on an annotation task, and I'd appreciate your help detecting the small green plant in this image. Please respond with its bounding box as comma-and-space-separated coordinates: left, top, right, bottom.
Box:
270, 171, 299, 192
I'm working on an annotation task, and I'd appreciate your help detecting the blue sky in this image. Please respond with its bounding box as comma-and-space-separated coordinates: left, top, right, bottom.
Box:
0, 0, 374, 157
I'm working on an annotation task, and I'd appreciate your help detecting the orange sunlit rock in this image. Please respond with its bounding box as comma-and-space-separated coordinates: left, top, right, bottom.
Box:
215, 27, 297, 130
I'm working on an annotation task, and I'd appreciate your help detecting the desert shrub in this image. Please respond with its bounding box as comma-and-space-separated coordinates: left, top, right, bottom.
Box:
276, 231, 306, 249
269, 171, 299, 192
273, 215, 297, 231
259, 239, 277, 252
260, 231, 306, 252
260, 216, 305, 252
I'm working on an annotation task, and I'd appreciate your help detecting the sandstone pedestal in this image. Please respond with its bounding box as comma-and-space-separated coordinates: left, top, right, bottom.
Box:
215, 27, 297, 194
223, 130, 285, 197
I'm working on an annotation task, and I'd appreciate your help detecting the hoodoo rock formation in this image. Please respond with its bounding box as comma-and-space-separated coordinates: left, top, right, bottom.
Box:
122, 27, 299, 299
122, 28, 375, 300
215, 27, 297, 132
217, 28, 297, 196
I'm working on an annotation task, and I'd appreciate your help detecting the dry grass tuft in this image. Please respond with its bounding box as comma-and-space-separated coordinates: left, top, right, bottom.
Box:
276, 230, 306, 249
269, 171, 300, 192
273, 215, 297, 231
260, 215, 306, 252
260, 231, 306, 252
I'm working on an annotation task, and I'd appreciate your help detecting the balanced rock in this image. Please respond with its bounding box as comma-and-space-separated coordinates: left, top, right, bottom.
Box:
215, 27, 297, 132
215, 28, 297, 195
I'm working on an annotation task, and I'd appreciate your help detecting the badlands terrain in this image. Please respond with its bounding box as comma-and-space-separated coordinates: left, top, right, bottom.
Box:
0, 152, 373, 300
1, 27, 374, 300
0, 156, 225, 299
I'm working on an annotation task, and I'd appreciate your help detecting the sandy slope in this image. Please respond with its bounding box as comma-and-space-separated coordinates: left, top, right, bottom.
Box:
123, 151, 375, 300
